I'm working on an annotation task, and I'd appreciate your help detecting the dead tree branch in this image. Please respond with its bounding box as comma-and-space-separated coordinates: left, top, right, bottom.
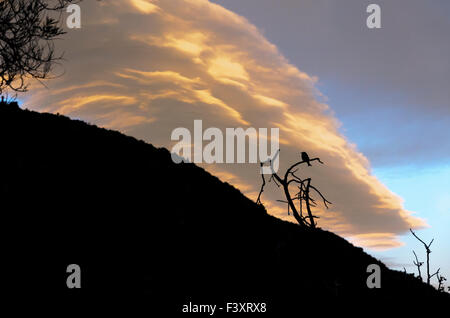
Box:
256, 163, 266, 205
412, 250, 423, 281
257, 150, 331, 228
410, 228, 435, 285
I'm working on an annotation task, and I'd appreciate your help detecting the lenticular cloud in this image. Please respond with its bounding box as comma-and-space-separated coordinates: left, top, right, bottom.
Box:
26, 0, 426, 250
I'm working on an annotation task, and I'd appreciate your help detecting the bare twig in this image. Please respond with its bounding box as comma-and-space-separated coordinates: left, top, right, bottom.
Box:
432, 269, 447, 292
410, 228, 435, 285
256, 163, 265, 205
429, 268, 440, 280
412, 250, 423, 281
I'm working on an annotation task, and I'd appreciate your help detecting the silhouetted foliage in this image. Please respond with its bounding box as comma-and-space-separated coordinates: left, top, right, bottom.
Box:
257, 150, 331, 228
0, 0, 80, 93
0, 95, 18, 108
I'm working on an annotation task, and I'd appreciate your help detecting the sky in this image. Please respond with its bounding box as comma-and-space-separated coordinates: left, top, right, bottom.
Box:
210, 0, 450, 285
22, 0, 449, 285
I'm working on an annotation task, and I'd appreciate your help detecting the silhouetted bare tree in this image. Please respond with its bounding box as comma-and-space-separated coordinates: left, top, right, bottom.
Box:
257, 150, 331, 228
410, 228, 446, 290
412, 250, 423, 282
0, 0, 80, 94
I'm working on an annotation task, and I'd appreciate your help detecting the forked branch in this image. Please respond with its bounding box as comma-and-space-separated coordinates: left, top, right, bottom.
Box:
410, 228, 434, 285
412, 250, 423, 281
257, 151, 331, 228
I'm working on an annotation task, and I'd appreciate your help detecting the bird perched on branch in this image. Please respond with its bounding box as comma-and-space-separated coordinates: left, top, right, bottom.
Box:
301, 152, 312, 166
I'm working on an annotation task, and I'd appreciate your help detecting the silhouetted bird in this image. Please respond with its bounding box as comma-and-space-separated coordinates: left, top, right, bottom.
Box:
302, 152, 312, 166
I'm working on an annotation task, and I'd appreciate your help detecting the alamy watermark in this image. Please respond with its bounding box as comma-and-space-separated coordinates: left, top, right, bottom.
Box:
66, 263, 81, 288
366, 264, 381, 288
170, 120, 280, 174
366, 4, 381, 29
66, 3, 81, 29
64, 3, 381, 30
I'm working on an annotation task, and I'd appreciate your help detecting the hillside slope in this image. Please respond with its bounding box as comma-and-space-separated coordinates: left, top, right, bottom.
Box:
1, 103, 448, 313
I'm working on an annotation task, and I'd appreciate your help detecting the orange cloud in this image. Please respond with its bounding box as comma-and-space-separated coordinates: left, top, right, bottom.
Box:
347, 233, 405, 251
130, 0, 160, 14
25, 0, 426, 250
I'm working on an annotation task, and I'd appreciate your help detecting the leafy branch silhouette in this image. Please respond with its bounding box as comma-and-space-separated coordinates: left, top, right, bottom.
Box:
0, 0, 81, 94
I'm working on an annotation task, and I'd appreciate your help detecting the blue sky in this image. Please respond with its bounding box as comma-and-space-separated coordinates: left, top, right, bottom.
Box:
212, 0, 450, 282
322, 80, 450, 280
371, 166, 450, 280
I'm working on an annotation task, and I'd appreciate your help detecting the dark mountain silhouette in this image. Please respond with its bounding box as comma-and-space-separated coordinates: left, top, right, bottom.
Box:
1, 103, 448, 314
